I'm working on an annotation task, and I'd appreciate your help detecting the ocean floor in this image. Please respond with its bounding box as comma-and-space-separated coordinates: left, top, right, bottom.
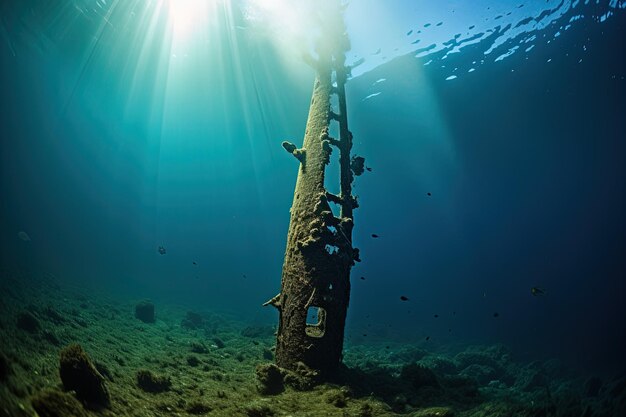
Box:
1, 269, 624, 417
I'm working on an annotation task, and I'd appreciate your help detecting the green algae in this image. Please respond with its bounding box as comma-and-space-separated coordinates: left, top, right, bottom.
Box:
0, 270, 624, 417
30, 389, 88, 417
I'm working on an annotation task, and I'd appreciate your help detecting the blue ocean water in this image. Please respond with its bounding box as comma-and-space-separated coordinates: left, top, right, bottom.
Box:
1, 0, 624, 380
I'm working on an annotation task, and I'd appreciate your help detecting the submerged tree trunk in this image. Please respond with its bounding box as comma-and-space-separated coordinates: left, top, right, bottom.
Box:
265, 10, 361, 375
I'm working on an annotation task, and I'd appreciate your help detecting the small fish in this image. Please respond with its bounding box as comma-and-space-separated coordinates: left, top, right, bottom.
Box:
17, 231, 31, 242
425, 336, 430, 341
406, 30, 413, 36
493, 312, 500, 318
158, 246, 166, 255
252, 340, 259, 345
360, 276, 365, 280
531, 287, 546, 296
371, 234, 379, 238
242, 274, 247, 279
400, 295, 409, 301
427, 192, 432, 196
366, 166, 372, 172
372, 48, 381, 55
363, 333, 367, 337
434, 314, 439, 318
192, 261, 197, 265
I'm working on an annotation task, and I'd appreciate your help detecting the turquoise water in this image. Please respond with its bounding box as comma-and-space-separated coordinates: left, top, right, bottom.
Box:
1, 0, 625, 378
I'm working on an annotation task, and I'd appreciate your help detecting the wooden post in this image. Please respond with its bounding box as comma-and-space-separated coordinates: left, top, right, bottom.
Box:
265, 6, 362, 375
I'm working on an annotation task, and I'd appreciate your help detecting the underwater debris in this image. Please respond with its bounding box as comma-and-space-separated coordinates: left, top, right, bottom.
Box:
351, 155, 365, 176
293, 148, 306, 163
136, 369, 171, 393
281, 141, 296, 153
531, 286, 546, 296
281, 141, 306, 163
17, 231, 31, 241
400, 296, 409, 301
321, 139, 333, 165
255, 363, 284, 395
134, 300, 155, 323
157, 246, 166, 255
31, 389, 88, 417
262, 293, 281, 309
16, 311, 40, 333
59, 343, 110, 409
352, 247, 362, 263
